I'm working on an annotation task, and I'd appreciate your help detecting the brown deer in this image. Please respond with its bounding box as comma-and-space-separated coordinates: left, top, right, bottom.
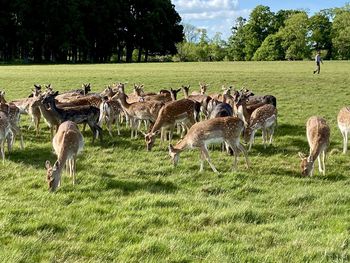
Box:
168, 116, 249, 173
244, 104, 277, 151
337, 107, 350, 154
0, 112, 11, 164
182, 85, 211, 119
45, 121, 84, 191
114, 91, 164, 138
144, 99, 198, 151
298, 116, 330, 176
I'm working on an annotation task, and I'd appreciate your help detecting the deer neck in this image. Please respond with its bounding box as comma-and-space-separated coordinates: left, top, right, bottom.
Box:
183, 89, 189, 99
118, 94, 131, 110
308, 147, 322, 164
238, 101, 250, 125
174, 138, 189, 153
48, 99, 63, 117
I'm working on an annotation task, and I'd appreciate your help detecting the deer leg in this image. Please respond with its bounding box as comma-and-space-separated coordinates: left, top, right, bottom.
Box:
35, 115, 40, 136
344, 131, 348, 154
322, 150, 326, 175
199, 150, 205, 172
200, 145, 218, 173
317, 155, 323, 173
72, 157, 76, 185
269, 126, 275, 145
116, 114, 121, 135
237, 142, 250, 169
1, 140, 5, 164
248, 130, 255, 151
262, 128, 267, 148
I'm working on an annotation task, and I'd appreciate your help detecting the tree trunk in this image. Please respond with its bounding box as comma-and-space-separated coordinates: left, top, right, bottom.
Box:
137, 47, 142, 62
144, 49, 149, 62
126, 44, 134, 63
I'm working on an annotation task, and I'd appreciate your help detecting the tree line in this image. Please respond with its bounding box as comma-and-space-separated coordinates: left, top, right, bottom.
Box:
176, 4, 350, 62
0, 0, 183, 63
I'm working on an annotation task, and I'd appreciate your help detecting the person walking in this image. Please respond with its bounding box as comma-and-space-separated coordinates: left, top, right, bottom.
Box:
313, 51, 323, 74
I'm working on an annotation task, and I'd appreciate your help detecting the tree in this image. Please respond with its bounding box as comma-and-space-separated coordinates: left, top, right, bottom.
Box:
253, 34, 284, 60
227, 17, 247, 61
332, 10, 350, 59
309, 13, 332, 58
278, 12, 310, 60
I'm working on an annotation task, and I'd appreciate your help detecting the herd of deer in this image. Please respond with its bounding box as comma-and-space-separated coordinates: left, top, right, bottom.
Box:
0, 82, 349, 191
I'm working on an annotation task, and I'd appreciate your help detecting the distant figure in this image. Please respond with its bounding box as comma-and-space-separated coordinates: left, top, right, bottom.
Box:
313, 51, 323, 74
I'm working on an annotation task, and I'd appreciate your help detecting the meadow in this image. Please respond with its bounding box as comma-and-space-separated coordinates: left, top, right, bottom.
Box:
0, 61, 350, 262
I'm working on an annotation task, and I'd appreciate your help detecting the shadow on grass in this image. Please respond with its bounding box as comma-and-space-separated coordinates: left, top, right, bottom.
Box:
8, 146, 54, 169
100, 173, 178, 194
275, 123, 305, 137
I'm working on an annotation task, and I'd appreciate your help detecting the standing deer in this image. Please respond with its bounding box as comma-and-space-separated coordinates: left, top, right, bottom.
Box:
337, 107, 350, 154
98, 97, 122, 136
45, 121, 84, 191
182, 85, 211, 119
244, 104, 277, 151
298, 116, 330, 176
144, 99, 198, 151
168, 116, 249, 173
0, 112, 11, 164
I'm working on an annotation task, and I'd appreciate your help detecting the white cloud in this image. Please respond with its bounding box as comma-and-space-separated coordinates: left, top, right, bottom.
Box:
172, 0, 239, 13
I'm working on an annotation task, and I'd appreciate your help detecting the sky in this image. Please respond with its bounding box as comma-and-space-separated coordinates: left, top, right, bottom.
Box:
171, 0, 349, 40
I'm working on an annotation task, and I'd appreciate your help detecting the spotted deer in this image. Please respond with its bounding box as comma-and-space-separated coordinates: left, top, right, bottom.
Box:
0, 112, 11, 164
0, 102, 24, 150
45, 121, 84, 191
298, 116, 330, 176
337, 107, 350, 154
98, 97, 122, 136
114, 91, 164, 138
244, 104, 277, 151
144, 99, 198, 151
168, 116, 249, 173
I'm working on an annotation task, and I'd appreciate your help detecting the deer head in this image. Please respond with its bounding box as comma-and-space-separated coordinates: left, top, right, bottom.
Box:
298, 152, 313, 176
144, 130, 160, 151
45, 160, 61, 191
168, 144, 180, 167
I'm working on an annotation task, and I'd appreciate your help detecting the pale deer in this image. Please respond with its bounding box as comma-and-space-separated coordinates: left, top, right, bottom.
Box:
144, 99, 197, 151
337, 107, 350, 154
98, 97, 122, 136
244, 104, 277, 151
45, 121, 84, 191
168, 116, 249, 173
0, 102, 24, 150
0, 112, 11, 164
298, 116, 330, 176
191, 82, 208, 95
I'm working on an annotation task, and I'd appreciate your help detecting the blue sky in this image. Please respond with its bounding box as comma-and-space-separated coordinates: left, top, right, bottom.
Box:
171, 0, 348, 40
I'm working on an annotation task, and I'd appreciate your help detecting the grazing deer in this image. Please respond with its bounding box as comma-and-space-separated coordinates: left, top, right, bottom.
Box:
114, 91, 164, 138
168, 117, 249, 173
0, 112, 11, 164
42, 92, 102, 143
0, 102, 24, 150
298, 116, 330, 176
337, 107, 350, 154
144, 99, 197, 151
45, 121, 84, 191
244, 104, 277, 151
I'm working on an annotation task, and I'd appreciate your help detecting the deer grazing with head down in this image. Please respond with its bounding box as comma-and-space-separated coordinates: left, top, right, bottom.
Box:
168, 116, 249, 173
45, 121, 84, 191
298, 116, 330, 176
337, 107, 350, 154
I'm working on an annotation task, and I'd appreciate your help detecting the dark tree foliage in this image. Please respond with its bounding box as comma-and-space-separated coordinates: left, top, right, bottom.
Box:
0, 0, 183, 63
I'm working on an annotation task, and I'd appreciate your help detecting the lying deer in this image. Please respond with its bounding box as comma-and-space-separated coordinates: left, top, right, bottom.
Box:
45, 121, 84, 191
337, 107, 350, 154
298, 116, 330, 176
168, 116, 249, 173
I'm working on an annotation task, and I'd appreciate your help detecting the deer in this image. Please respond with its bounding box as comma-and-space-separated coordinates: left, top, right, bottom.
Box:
2, 88, 42, 136
31, 95, 61, 138
182, 85, 212, 119
45, 121, 84, 191
298, 116, 330, 176
191, 82, 209, 95
0, 102, 24, 151
0, 112, 11, 164
54, 83, 91, 103
338, 107, 350, 154
144, 99, 198, 151
168, 116, 249, 173
42, 92, 102, 143
114, 91, 164, 138
244, 104, 277, 151
98, 97, 122, 136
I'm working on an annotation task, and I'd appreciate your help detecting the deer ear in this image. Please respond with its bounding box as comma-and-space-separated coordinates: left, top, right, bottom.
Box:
45, 160, 51, 169
176, 88, 181, 93
298, 152, 306, 159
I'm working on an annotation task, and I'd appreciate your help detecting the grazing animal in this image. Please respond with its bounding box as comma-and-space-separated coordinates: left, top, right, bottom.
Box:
45, 121, 84, 191
298, 116, 330, 176
0, 112, 11, 163
168, 117, 249, 173
337, 107, 350, 154
42, 92, 102, 143
244, 104, 277, 151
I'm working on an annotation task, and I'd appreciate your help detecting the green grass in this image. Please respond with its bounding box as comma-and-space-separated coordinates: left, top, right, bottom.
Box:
1, 61, 350, 262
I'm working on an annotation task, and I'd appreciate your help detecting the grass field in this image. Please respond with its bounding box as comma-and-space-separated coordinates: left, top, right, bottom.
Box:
0, 61, 350, 262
